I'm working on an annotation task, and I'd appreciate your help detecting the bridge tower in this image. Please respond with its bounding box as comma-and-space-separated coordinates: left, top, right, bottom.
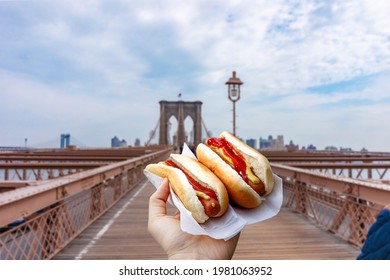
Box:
159, 100, 203, 148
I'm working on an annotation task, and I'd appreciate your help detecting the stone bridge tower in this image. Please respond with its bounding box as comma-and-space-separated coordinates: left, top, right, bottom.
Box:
159, 100, 202, 148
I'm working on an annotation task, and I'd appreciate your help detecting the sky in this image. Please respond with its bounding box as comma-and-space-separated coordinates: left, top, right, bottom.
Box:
1, 0, 389, 151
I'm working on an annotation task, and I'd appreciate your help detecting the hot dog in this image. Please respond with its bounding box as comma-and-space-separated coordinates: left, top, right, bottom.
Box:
196, 131, 274, 208
145, 153, 229, 223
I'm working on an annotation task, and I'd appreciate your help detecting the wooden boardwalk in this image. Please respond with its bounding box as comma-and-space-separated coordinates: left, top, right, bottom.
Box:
54, 180, 360, 260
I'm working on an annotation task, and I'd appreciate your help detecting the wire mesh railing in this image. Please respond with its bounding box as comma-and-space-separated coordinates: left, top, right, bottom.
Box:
0, 148, 172, 259
276, 164, 389, 248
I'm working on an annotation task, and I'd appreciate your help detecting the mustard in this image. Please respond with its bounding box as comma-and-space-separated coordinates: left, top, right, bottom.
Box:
218, 148, 234, 168
219, 147, 260, 184
195, 190, 211, 200
246, 165, 261, 184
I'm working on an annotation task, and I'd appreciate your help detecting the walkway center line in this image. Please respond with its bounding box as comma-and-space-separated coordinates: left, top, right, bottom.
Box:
74, 180, 149, 260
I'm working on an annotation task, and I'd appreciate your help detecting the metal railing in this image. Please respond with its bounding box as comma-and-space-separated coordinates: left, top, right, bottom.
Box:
0, 147, 172, 259
273, 163, 390, 247
2, 148, 390, 259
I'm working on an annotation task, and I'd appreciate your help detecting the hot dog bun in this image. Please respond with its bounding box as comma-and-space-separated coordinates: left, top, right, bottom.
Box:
145, 154, 229, 223
196, 131, 274, 208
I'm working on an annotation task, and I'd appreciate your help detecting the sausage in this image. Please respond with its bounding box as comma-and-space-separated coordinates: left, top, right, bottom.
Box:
146, 154, 229, 223
206, 137, 265, 195
165, 159, 222, 217
195, 192, 221, 217
196, 131, 275, 208
247, 179, 266, 196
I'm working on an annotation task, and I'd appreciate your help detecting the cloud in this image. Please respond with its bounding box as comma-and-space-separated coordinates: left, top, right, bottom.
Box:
1, 0, 390, 151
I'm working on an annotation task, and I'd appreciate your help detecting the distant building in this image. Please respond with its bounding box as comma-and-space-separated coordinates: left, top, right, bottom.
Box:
111, 136, 120, 147
306, 144, 317, 151
60, 133, 71, 148
111, 136, 127, 147
286, 140, 299, 151
325, 146, 338, 151
120, 139, 127, 147
259, 136, 271, 149
259, 135, 285, 150
246, 138, 257, 149
134, 138, 141, 147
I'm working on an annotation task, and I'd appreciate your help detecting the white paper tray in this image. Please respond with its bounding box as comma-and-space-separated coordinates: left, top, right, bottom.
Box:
144, 144, 283, 240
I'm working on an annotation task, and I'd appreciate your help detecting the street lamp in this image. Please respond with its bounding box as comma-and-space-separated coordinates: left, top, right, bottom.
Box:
226, 70, 243, 136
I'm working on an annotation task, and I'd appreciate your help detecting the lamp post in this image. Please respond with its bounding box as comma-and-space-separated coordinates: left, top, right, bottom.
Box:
226, 71, 243, 136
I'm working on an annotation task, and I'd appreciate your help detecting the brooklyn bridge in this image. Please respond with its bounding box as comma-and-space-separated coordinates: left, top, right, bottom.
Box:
1, 100, 390, 260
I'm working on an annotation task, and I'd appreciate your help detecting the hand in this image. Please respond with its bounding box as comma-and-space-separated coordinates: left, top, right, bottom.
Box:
148, 178, 240, 260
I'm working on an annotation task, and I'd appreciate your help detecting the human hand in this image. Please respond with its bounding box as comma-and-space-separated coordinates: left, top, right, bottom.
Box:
148, 178, 240, 260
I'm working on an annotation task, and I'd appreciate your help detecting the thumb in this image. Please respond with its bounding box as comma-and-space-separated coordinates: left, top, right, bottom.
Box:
149, 178, 170, 218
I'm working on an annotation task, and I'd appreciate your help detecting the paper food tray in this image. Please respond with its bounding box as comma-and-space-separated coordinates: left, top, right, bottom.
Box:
144, 143, 283, 240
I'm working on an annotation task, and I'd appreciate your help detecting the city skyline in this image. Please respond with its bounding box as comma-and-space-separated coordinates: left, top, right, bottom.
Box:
0, 130, 369, 152
1, 1, 390, 151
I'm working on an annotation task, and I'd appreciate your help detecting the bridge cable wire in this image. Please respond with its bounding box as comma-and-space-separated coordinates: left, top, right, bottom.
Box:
201, 117, 212, 138
145, 119, 160, 146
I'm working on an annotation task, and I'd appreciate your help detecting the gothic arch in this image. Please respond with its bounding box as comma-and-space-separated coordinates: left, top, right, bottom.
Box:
159, 100, 202, 148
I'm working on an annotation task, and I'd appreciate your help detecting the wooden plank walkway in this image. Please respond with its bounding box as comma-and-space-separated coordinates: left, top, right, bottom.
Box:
54, 180, 360, 260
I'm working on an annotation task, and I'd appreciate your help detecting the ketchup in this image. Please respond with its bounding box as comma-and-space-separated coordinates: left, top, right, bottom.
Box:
165, 160, 218, 200
206, 137, 249, 182
206, 137, 266, 196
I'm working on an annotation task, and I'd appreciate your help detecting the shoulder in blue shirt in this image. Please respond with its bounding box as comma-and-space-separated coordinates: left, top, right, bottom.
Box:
357, 209, 390, 260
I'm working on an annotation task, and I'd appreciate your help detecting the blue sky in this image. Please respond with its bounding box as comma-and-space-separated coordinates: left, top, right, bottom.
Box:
1, 0, 389, 151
